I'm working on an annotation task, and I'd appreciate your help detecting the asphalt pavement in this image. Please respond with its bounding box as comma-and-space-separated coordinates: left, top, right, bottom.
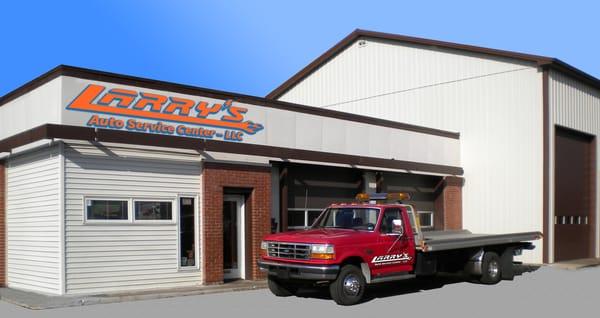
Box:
0, 265, 598, 317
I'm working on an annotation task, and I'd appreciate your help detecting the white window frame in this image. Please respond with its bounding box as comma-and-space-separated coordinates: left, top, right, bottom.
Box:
287, 208, 324, 230
82, 196, 177, 225
177, 194, 200, 271
132, 198, 177, 224
83, 197, 132, 224
418, 211, 434, 229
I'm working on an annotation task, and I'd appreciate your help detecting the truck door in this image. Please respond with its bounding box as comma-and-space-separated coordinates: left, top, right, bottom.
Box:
371, 207, 415, 277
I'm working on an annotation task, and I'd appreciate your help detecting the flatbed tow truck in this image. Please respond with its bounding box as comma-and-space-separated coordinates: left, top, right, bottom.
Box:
259, 192, 542, 305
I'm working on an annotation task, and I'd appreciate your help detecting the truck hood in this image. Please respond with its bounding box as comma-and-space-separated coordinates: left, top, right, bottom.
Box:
263, 228, 372, 244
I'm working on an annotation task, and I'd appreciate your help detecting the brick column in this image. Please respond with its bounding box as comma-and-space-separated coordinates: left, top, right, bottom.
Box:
433, 176, 464, 230
202, 162, 271, 284
0, 160, 5, 287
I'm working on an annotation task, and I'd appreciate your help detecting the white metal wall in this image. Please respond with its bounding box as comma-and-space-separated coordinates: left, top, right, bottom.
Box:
548, 69, 600, 262
6, 145, 62, 294
279, 37, 545, 263
60, 76, 460, 169
0, 78, 62, 141
63, 142, 202, 294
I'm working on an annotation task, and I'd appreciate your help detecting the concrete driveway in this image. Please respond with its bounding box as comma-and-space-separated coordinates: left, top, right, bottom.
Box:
1, 265, 597, 318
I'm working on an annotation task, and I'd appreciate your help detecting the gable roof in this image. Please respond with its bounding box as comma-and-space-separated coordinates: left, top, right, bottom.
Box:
266, 29, 600, 99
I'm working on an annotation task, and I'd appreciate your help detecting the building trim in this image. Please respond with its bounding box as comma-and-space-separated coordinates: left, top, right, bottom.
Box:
266, 29, 600, 100
0, 124, 464, 176
0, 159, 5, 287
542, 68, 550, 263
58, 141, 66, 295
0, 65, 459, 139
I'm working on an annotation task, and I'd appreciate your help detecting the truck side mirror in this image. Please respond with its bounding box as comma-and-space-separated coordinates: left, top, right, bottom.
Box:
392, 219, 404, 236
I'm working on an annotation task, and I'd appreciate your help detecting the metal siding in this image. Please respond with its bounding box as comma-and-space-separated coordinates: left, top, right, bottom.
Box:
64, 142, 202, 294
6, 145, 61, 294
0, 77, 61, 141
60, 76, 460, 170
279, 38, 544, 263
548, 70, 600, 261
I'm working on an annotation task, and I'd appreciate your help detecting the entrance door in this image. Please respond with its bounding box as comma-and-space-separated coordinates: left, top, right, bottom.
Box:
554, 127, 595, 261
223, 195, 245, 280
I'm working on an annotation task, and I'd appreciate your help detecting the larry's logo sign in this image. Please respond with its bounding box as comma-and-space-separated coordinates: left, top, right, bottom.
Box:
67, 84, 264, 141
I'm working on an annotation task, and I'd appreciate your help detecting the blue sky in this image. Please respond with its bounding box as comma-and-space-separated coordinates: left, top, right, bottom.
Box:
1, 0, 598, 97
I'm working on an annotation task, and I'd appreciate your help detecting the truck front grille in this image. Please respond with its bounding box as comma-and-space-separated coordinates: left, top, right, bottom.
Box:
267, 242, 310, 260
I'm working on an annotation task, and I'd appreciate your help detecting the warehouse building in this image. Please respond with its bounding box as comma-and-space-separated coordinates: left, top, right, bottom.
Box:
0, 29, 598, 296
268, 29, 600, 265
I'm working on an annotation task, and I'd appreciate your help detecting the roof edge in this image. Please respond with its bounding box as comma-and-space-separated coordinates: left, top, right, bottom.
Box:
0, 64, 460, 139
0, 124, 465, 176
0, 65, 66, 106
266, 29, 600, 99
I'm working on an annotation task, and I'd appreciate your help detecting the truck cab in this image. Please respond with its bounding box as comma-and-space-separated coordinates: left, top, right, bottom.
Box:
259, 193, 540, 305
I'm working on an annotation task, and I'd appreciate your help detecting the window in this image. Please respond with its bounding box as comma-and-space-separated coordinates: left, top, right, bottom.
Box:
179, 197, 196, 268
380, 208, 402, 234
403, 206, 434, 232
418, 211, 434, 229
314, 208, 379, 231
86, 199, 129, 220
84, 197, 176, 223
134, 200, 173, 221
287, 209, 324, 230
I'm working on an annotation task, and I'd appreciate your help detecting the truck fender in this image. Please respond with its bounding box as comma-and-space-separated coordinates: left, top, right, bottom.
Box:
360, 263, 372, 284
464, 249, 484, 275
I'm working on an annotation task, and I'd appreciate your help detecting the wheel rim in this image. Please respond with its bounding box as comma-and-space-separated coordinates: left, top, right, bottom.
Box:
343, 274, 361, 296
488, 260, 499, 278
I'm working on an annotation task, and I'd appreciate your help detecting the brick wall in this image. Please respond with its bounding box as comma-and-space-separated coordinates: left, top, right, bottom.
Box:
0, 160, 5, 287
202, 162, 271, 284
433, 176, 464, 230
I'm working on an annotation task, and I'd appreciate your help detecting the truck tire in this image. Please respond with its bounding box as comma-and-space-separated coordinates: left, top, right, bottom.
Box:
267, 276, 297, 297
479, 252, 502, 284
329, 265, 366, 306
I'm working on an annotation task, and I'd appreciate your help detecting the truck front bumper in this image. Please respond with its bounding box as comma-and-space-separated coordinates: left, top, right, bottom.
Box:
258, 260, 340, 280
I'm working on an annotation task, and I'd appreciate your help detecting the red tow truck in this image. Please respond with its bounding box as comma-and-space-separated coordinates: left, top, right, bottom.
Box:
259, 193, 542, 305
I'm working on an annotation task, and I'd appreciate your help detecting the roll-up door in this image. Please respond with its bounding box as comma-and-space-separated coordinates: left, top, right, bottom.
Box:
554, 126, 595, 261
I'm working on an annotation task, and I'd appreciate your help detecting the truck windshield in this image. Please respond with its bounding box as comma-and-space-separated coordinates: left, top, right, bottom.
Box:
313, 208, 380, 231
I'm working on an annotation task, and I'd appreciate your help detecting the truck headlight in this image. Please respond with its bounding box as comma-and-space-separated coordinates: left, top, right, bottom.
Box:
260, 241, 268, 257
310, 244, 335, 260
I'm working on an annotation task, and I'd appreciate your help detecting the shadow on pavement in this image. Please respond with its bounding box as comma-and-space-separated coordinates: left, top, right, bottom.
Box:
293, 264, 540, 304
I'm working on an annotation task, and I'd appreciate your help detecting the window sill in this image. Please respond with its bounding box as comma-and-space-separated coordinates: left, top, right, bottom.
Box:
178, 267, 200, 272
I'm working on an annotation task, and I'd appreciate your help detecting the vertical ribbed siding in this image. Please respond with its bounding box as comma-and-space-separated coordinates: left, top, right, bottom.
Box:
64, 142, 202, 295
548, 70, 600, 261
279, 37, 544, 263
549, 70, 600, 134
6, 145, 61, 294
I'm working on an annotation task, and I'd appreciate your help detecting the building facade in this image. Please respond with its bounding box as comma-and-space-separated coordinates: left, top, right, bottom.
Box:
0, 66, 462, 295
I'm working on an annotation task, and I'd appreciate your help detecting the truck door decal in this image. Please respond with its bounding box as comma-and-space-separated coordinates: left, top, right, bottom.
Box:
371, 253, 412, 265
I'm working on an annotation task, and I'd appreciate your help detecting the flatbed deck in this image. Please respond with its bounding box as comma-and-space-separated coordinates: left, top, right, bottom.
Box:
420, 230, 542, 252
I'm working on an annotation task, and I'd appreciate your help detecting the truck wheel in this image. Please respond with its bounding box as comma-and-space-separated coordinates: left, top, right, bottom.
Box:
329, 265, 366, 306
267, 276, 297, 297
480, 252, 502, 284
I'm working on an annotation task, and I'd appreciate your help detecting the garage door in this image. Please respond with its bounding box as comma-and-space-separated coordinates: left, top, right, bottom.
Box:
554, 127, 596, 262
281, 163, 363, 230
